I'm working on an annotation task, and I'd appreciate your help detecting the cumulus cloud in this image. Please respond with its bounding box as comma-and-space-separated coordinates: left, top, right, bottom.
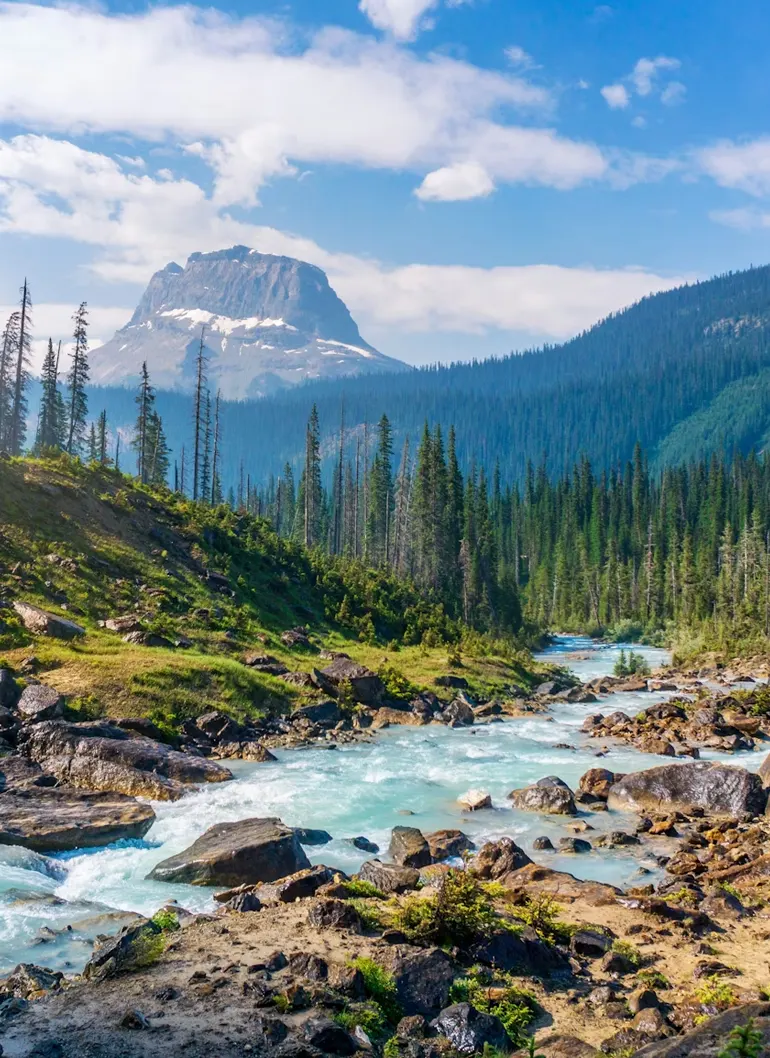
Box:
0, 303, 132, 373
697, 138, 770, 197
601, 55, 683, 112
601, 84, 630, 109
415, 162, 494, 201
505, 45, 537, 70
358, 0, 471, 41
0, 134, 688, 352
710, 207, 770, 230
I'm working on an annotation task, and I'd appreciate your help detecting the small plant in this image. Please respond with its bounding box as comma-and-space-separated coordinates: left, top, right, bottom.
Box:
717, 881, 742, 900
342, 879, 386, 899
383, 1037, 401, 1058
151, 908, 180, 932
667, 886, 699, 907
451, 966, 538, 1049
717, 1018, 764, 1058
636, 969, 671, 990
394, 870, 497, 948
347, 899, 385, 932
524, 1039, 546, 1058
614, 648, 650, 678
349, 958, 401, 1023
695, 975, 737, 1011
334, 1002, 389, 1041
377, 662, 419, 700
611, 939, 642, 968
274, 993, 291, 1014
511, 893, 571, 945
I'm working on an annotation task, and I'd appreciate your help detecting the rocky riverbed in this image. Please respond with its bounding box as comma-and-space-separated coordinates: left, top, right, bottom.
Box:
2, 635, 770, 1056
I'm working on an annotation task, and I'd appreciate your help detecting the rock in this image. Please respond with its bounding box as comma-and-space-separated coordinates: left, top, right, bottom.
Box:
120, 1009, 151, 1030
291, 701, 342, 726
389, 826, 431, 868
388, 947, 457, 1016
295, 827, 333, 846
608, 762, 767, 817
470, 837, 532, 878
348, 836, 379, 853
254, 865, 338, 904
600, 950, 637, 975
443, 699, 475, 727
148, 817, 310, 886
759, 752, 770, 787
457, 789, 491, 811
217, 741, 276, 761
307, 898, 361, 931
426, 830, 474, 860
83, 919, 163, 981
225, 890, 263, 912
303, 1017, 358, 1056
22, 720, 232, 801
570, 930, 612, 958
558, 837, 592, 854
577, 768, 619, 802
533, 836, 554, 850
0, 669, 20, 709
471, 927, 571, 977
628, 989, 660, 1014
122, 630, 175, 648
0, 786, 155, 851
16, 685, 64, 724
629, 1001, 770, 1057
509, 777, 577, 816
4, 964, 63, 999
104, 615, 143, 634
13, 602, 85, 640
357, 860, 420, 893
632, 1007, 670, 1039
435, 675, 469, 689
281, 628, 312, 649
514, 1036, 599, 1057
639, 738, 677, 757
315, 658, 385, 706
431, 1003, 509, 1055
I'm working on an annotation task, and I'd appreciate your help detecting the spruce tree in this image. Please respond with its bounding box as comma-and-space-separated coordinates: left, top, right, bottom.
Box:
35, 339, 65, 453
132, 361, 154, 483
8, 282, 32, 456
192, 327, 208, 501
210, 390, 223, 505
146, 412, 171, 486
66, 301, 89, 456
0, 312, 20, 451
97, 410, 110, 466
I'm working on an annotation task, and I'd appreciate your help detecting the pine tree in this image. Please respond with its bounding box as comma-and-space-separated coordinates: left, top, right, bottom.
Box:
300, 404, 322, 547
132, 361, 154, 483
35, 338, 64, 453
8, 282, 32, 456
66, 301, 89, 456
210, 390, 223, 505
192, 327, 208, 501
0, 312, 20, 451
146, 412, 171, 486
200, 390, 212, 502
97, 410, 110, 466
367, 413, 394, 566
87, 422, 98, 463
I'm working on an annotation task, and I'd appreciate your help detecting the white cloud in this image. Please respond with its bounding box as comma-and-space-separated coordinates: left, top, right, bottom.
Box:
505, 45, 537, 70
630, 56, 679, 97
697, 138, 770, 197
0, 136, 688, 353
601, 84, 630, 109
0, 303, 132, 374
358, 0, 471, 40
415, 161, 494, 201
601, 55, 683, 113
710, 207, 770, 231
0, 2, 596, 206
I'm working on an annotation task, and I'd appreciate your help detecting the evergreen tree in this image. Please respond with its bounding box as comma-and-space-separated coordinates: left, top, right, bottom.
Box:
66, 301, 89, 456
8, 282, 32, 456
298, 404, 322, 547
35, 338, 65, 453
86, 422, 98, 463
210, 390, 223, 505
97, 410, 110, 466
146, 412, 171, 486
0, 312, 20, 451
132, 361, 154, 483
192, 327, 208, 501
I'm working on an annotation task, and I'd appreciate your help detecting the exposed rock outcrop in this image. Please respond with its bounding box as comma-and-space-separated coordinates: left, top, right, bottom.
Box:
607, 761, 767, 817
13, 601, 85, 640
0, 785, 156, 851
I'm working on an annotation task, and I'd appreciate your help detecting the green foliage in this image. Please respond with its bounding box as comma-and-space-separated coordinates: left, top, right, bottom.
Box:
611, 940, 642, 968
636, 970, 671, 990
614, 649, 650, 678
151, 908, 180, 932
394, 869, 497, 948
348, 958, 401, 1023
342, 880, 386, 899
128, 926, 166, 968
451, 966, 538, 1049
347, 899, 385, 932
523, 1039, 546, 1058
334, 1003, 390, 1041
695, 976, 738, 1010
718, 882, 742, 899
717, 1019, 764, 1058
377, 661, 419, 700
510, 894, 572, 945
608, 619, 645, 643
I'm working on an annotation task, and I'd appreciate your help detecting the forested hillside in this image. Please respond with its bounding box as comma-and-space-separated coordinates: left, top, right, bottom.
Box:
83, 263, 770, 489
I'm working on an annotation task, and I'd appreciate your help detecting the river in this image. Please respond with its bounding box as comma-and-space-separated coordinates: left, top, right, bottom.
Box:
0, 635, 758, 974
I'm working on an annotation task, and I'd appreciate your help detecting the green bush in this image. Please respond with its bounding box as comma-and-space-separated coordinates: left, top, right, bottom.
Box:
334, 1002, 389, 1040
348, 958, 401, 1023
611, 939, 642, 968
394, 870, 497, 948
151, 908, 180, 932
451, 967, 538, 1048
347, 899, 385, 932
695, 975, 737, 1010
614, 648, 650, 677
343, 879, 386, 899
510, 893, 572, 945
717, 1019, 764, 1058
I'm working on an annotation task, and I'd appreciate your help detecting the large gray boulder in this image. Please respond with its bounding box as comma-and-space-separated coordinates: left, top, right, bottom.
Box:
0, 786, 156, 851
508, 776, 577, 816
470, 837, 532, 879
22, 720, 232, 801
387, 947, 458, 1016
631, 1002, 770, 1057
13, 601, 85, 640
147, 817, 310, 886
16, 685, 64, 724
357, 859, 420, 893
388, 826, 431, 868
316, 658, 385, 706
432, 1003, 509, 1055
607, 762, 767, 817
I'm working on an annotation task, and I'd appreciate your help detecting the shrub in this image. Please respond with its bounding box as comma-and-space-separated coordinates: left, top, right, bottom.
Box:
394, 870, 497, 948
349, 958, 401, 1023
334, 1002, 389, 1040
347, 899, 385, 932
636, 970, 671, 990
695, 976, 737, 1010
451, 967, 538, 1049
377, 662, 419, 700
151, 908, 180, 932
614, 648, 650, 677
342, 879, 386, 899
611, 940, 642, 968
717, 1019, 764, 1058
510, 893, 571, 945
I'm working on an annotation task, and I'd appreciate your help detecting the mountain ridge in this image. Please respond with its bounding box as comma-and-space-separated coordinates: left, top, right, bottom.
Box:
90, 246, 408, 398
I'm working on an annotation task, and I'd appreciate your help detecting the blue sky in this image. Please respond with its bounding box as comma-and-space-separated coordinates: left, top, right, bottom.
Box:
1, 0, 770, 370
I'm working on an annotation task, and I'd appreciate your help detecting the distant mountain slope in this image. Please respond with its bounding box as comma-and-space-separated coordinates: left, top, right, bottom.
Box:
88, 264, 770, 487
90, 246, 408, 398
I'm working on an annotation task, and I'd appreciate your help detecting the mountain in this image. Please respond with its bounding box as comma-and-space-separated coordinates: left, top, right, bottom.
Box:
90, 246, 408, 398
87, 263, 770, 489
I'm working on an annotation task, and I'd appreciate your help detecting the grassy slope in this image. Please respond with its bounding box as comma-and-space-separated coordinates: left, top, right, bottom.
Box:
0, 457, 540, 728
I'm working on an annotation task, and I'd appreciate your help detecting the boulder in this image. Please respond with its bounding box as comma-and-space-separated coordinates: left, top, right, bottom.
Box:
426, 830, 474, 861
759, 752, 770, 788
577, 768, 619, 803
608, 762, 767, 817
0, 786, 155, 851
570, 930, 612, 958
0, 668, 20, 709
348, 836, 379, 853
457, 789, 492, 811
431, 1003, 509, 1055
253, 865, 337, 904
303, 1017, 358, 1056
16, 685, 64, 724
470, 837, 532, 878
357, 859, 420, 893
307, 898, 362, 931
122, 630, 175, 649
389, 826, 432, 868
512, 1036, 599, 1057
83, 918, 162, 981
435, 675, 469, 689
103, 615, 143, 634
629, 1002, 770, 1057
443, 699, 474, 727
508, 777, 577, 816
13, 601, 85, 640
558, 837, 592, 854
294, 827, 333, 846
471, 927, 570, 977
148, 817, 311, 886
4, 963, 64, 998
387, 947, 457, 1016
22, 720, 232, 801
316, 658, 385, 706
291, 701, 342, 726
